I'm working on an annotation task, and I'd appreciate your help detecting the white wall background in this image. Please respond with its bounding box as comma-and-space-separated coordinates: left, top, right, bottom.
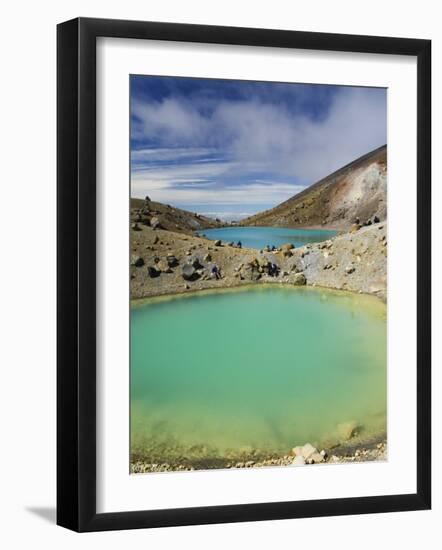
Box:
0, 1, 439, 548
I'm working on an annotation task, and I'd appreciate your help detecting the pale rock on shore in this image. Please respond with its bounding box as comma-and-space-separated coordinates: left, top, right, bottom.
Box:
131, 439, 387, 474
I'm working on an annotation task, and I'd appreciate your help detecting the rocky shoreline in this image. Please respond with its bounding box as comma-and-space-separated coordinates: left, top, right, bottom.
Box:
130, 204, 387, 302
131, 436, 387, 474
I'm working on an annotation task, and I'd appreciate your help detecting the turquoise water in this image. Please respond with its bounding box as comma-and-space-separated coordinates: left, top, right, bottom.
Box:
131, 286, 386, 465
199, 226, 337, 250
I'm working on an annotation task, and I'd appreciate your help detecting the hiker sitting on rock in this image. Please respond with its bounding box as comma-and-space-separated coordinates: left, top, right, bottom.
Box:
211, 265, 221, 280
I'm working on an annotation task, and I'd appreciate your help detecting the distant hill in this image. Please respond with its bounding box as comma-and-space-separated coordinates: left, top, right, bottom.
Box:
242, 145, 387, 230
130, 198, 223, 234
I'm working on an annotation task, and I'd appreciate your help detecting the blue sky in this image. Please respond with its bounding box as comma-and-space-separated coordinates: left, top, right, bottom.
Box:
130, 76, 386, 221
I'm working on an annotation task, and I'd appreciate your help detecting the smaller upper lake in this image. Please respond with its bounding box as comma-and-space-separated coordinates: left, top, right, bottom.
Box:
199, 226, 337, 250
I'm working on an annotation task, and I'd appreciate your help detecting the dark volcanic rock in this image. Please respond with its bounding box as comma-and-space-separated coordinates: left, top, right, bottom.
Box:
182, 264, 200, 281
130, 255, 144, 267
240, 262, 261, 281
188, 256, 204, 270
157, 261, 172, 273
166, 254, 179, 267
292, 273, 306, 285
147, 266, 160, 278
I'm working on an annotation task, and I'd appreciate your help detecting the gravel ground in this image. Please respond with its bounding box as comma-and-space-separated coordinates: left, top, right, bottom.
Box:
131, 438, 387, 474
130, 222, 387, 301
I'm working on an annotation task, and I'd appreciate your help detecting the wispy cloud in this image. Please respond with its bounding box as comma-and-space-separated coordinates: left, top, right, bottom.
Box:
132, 166, 303, 207
131, 147, 218, 164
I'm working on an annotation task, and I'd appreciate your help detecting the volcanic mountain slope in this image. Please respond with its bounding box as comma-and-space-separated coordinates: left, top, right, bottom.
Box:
130, 197, 223, 235
242, 145, 387, 230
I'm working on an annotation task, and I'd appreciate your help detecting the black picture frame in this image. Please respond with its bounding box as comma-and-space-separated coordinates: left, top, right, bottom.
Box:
57, 17, 431, 532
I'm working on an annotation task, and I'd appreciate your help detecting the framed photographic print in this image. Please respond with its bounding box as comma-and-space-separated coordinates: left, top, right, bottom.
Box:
57, 18, 431, 532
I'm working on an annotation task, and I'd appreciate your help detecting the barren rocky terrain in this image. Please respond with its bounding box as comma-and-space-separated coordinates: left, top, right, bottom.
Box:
241, 145, 387, 230
130, 219, 387, 301
131, 197, 223, 234
130, 146, 387, 301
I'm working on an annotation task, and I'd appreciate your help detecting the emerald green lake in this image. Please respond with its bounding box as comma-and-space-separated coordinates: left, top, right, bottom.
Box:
131, 286, 386, 465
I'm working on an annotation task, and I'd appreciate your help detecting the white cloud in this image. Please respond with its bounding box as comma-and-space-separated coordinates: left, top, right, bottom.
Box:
132, 165, 303, 207
131, 161, 233, 190
132, 98, 209, 143
131, 147, 217, 163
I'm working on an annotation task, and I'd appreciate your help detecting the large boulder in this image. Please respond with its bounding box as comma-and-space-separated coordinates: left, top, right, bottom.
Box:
147, 266, 160, 278
150, 216, 160, 229
310, 452, 324, 464
290, 446, 303, 457
239, 263, 261, 281
130, 255, 144, 267
292, 272, 306, 285
281, 243, 295, 256
293, 456, 306, 466
166, 254, 179, 267
301, 443, 317, 460
182, 264, 200, 281
188, 256, 204, 269
157, 261, 172, 273
256, 256, 269, 269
